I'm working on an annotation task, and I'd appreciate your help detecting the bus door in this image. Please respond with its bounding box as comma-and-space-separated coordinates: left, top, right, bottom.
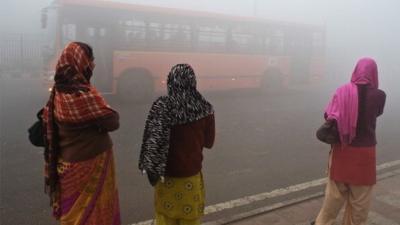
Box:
79, 24, 114, 93
288, 31, 312, 84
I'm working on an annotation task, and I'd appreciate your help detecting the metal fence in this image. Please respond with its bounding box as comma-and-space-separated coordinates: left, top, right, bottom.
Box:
0, 34, 43, 75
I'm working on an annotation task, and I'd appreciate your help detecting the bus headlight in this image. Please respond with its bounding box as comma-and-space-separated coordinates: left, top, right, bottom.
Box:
47, 74, 55, 81
43, 70, 55, 81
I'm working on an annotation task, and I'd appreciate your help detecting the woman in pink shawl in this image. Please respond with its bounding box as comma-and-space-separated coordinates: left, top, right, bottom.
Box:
312, 58, 386, 225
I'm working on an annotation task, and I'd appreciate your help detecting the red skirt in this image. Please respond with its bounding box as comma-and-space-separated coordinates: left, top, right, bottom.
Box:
330, 145, 376, 186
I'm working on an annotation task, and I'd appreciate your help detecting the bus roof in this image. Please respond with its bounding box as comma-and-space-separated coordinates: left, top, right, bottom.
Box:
54, 0, 323, 30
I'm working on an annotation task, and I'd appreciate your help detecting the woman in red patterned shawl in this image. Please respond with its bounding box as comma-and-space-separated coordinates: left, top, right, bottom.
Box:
42, 42, 121, 225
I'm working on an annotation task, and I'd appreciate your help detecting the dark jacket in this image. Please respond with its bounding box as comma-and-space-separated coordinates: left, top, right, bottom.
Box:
166, 114, 215, 177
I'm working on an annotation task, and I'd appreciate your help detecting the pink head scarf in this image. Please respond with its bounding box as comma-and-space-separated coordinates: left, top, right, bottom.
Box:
325, 57, 379, 144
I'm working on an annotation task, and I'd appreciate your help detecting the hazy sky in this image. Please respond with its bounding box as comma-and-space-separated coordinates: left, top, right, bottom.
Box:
1, 0, 329, 34
2, 0, 398, 39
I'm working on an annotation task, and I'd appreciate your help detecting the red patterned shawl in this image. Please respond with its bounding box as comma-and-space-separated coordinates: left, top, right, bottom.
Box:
42, 42, 114, 208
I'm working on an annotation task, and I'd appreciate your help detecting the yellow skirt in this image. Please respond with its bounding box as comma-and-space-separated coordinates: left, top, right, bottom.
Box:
155, 172, 205, 223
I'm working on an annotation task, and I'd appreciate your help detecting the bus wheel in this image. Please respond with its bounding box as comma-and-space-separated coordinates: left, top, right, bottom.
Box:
117, 69, 154, 103
261, 69, 284, 93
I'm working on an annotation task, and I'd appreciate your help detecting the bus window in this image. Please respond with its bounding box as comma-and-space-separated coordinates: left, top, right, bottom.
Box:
231, 24, 262, 54
41, 7, 57, 61
118, 17, 146, 49
62, 24, 77, 45
271, 30, 285, 55
231, 26, 251, 52
162, 22, 192, 51
163, 23, 180, 49
197, 23, 226, 53
179, 24, 192, 49
99, 28, 106, 37
146, 22, 162, 47
164, 23, 178, 40
87, 27, 96, 37
264, 37, 272, 52
312, 32, 324, 55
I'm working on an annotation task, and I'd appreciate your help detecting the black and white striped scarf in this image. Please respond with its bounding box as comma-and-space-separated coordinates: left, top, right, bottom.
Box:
139, 64, 213, 186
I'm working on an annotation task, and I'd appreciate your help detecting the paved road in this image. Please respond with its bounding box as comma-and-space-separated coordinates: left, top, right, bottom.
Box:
228, 170, 400, 225
1, 77, 399, 225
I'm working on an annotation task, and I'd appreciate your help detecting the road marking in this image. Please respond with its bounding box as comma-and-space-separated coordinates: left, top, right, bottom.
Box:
130, 160, 400, 225
376, 160, 400, 170
204, 177, 326, 214
202, 192, 324, 225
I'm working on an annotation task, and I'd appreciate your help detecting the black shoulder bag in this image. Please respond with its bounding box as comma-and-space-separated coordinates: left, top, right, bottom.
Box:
316, 119, 340, 144
28, 109, 45, 147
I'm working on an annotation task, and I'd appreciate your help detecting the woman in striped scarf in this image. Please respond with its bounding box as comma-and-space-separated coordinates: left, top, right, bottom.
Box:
140, 64, 215, 225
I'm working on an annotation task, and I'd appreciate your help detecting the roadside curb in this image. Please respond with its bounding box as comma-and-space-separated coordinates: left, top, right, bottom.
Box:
202, 192, 324, 225
202, 168, 400, 225
129, 161, 400, 225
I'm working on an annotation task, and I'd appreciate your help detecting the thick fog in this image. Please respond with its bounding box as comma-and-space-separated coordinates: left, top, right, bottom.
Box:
1, 1, 400, 225
2, 0, 400, 85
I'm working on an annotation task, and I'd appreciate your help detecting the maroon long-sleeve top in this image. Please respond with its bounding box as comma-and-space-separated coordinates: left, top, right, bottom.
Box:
350, 88, 386, 147
166, 114, 215, 177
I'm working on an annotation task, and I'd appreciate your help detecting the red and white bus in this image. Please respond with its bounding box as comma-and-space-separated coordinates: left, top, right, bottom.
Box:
41, 0, 325, 101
